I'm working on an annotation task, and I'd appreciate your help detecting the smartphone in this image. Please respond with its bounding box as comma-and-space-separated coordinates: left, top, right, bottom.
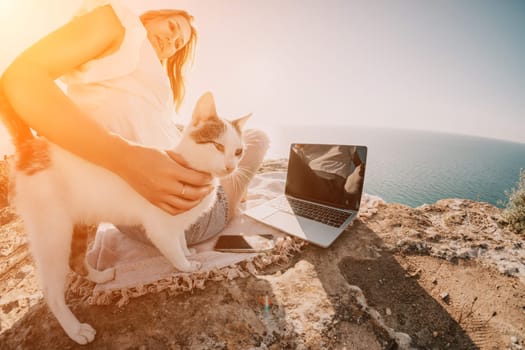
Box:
214, 234, 275, 253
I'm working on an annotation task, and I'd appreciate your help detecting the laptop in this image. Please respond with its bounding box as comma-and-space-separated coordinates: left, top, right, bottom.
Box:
244, 143, 367, 248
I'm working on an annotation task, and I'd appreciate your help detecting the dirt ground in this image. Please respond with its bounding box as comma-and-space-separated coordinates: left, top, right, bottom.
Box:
0, 160, 524, 349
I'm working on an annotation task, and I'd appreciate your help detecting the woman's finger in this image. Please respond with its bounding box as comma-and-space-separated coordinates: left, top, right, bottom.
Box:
156, 201, 183, 216
161, 194, 202, 213
156, 195, 200, 216
166, 150, 212, 186
176, 183, 214, 201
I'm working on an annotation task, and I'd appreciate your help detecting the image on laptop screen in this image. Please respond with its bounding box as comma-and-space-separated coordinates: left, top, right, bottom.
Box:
285, 144, 367, 211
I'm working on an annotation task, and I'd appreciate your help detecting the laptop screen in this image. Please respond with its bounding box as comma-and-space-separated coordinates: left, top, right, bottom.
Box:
285, 144, 368, 211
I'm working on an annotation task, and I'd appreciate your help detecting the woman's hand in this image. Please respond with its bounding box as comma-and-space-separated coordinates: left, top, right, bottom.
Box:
116, 143, 213, 215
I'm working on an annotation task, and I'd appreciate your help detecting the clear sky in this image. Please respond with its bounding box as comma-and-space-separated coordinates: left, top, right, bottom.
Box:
1, 0, 524, 156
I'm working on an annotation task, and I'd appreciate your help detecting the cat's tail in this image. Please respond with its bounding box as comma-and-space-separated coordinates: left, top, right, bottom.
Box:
0, 84, 52, 176
0, 84, 35, 150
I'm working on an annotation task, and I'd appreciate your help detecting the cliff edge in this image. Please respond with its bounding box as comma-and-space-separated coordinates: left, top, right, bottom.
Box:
0, 159, 523, 349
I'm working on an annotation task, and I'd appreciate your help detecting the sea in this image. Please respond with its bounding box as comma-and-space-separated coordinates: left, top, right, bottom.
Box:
265, 125, 525, 209
2, 124, 524, 209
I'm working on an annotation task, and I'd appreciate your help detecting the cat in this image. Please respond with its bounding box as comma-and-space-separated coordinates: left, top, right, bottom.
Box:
7, 92, 250, 344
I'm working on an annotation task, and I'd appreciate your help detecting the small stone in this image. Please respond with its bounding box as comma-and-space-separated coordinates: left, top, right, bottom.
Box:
433, 331, 439, 338
386, 308, 392, 316
511, 336, 519, 344
440, 292, 449, 302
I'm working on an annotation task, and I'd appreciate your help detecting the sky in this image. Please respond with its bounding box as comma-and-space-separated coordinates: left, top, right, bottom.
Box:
1, 0, 524, 156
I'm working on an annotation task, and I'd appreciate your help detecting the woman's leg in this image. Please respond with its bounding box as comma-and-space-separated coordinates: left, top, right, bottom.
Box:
220, 128, 270, 221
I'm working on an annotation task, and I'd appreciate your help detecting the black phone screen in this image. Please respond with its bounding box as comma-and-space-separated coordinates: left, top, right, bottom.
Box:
214, 234, 274, 252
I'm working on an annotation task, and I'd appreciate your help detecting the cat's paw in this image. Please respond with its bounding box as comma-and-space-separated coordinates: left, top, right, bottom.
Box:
185, 247, 197, 256
87, 266, 115, 284
189, 260, 202, 271
178, 260, 202, 272
66, 322, 96, 344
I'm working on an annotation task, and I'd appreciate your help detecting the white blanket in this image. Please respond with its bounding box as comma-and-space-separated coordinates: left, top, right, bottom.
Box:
73, 172, 382, 306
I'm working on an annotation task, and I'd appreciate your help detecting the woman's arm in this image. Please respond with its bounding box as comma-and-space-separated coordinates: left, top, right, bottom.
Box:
2, 5, 127, 169
1, 5, 211, 215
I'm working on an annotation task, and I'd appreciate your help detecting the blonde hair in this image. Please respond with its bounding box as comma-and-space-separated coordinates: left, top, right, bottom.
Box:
140, 9, 197, 112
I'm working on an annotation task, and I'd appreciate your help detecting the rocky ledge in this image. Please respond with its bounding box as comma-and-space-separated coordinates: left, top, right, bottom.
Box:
0, 160, 524, 349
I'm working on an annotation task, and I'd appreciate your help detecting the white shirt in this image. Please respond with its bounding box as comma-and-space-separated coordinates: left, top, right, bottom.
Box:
61, 0, 181, 149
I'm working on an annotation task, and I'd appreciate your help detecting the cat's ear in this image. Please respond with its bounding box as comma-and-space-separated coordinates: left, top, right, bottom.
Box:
192, 92, 218, 126
231, 113, 252, 132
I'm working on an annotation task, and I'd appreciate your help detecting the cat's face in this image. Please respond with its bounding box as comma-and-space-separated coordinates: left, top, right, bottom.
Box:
181, 92, 250, 177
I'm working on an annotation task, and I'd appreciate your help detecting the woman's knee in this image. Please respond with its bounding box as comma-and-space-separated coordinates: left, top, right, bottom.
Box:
243, 128, 270, 151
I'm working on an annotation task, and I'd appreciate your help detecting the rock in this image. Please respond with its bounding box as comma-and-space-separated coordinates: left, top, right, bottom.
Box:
1, 160, 523, 349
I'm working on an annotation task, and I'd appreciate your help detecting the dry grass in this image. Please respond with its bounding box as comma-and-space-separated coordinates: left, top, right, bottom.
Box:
0, 159, 9, 208
502, 169, 525, 234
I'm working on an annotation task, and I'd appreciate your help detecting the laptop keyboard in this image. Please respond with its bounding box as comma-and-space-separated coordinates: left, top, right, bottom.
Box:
270, 197, 352, 227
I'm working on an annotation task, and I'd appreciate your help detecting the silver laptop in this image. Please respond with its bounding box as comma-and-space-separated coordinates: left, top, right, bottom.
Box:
244, 143, 367, 248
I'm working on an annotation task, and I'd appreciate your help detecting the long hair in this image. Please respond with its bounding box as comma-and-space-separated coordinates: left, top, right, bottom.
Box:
140, 9, 197, 112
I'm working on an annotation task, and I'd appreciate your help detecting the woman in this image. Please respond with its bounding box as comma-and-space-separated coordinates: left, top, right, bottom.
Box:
1, 0, 269, 245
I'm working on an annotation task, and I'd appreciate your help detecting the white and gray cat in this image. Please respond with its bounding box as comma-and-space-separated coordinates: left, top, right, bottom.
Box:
8, 92, 249, 344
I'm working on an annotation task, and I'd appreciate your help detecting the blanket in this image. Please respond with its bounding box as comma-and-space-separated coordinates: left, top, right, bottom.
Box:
69, 171, 382, 306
